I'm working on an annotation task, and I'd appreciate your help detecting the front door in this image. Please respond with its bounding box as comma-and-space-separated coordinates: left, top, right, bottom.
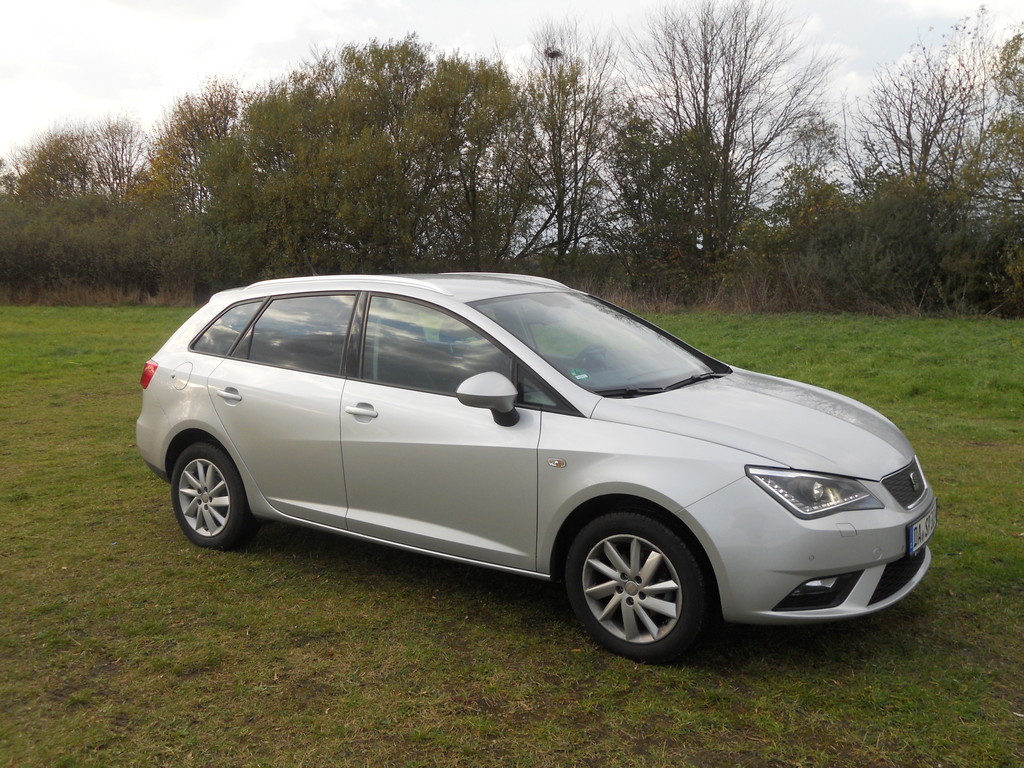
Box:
340, 295, 540, 571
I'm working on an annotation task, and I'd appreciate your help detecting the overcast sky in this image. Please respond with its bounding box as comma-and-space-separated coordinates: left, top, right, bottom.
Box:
2, 0, 1023, 160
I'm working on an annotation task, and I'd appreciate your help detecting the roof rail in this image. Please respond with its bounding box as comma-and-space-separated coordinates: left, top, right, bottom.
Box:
244, 274, 451, 295
441, 272, 570, 289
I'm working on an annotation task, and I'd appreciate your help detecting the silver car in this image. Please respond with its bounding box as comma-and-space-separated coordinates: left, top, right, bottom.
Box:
137, 273, 936, 662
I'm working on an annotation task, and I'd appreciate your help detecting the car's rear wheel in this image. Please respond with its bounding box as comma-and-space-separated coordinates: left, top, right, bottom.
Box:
171, 443, 259, 550
566, 511, 706, 663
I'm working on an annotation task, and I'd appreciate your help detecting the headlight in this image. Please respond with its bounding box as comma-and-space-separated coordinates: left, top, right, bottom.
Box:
746, 467, 883, 519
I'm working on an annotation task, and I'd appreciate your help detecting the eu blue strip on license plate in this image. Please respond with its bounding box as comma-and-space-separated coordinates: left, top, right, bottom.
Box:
907, 503, 937, 556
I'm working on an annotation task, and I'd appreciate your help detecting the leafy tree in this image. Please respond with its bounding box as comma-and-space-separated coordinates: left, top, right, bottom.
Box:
748, 118, 850, 258
200, 69, 349, 281
11, 125, 95, 200
0, 157, 17, 196
332, 36, 449, 271
601, 110, 707, 293
205, 37, 541, 279
5, 10, 1024, 314
985, 33, 1024, 217
7, 118, 148, 202
426, 54, 537, 270
983, 32, 1024, 313
148, 78, 241, 214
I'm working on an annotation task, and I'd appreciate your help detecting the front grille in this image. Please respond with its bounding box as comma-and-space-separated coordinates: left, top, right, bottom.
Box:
869, 550, 927, 605
882, 458, 927, 509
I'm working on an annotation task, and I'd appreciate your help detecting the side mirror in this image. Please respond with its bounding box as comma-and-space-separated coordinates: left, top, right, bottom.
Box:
456, 372, 520, 426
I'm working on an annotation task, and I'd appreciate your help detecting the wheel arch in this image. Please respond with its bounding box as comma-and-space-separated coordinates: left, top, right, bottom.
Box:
548, 493, 722, 620
165, 428, 231, 479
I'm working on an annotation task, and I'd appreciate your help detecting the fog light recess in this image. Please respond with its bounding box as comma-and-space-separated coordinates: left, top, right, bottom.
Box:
773, 572, 861, 611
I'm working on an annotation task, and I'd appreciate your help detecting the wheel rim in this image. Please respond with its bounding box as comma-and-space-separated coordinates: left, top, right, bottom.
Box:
581, 534, 683, 644
177, 458, 231, 537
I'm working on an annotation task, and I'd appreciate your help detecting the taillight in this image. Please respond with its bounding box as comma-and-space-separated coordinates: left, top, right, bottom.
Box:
140, 360, 158, 389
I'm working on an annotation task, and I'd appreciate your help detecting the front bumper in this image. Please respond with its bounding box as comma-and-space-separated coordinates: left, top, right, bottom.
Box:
684, 476, 935, 625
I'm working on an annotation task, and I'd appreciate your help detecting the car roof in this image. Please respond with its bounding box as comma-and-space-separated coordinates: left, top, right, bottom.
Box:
217, 272, 574, 304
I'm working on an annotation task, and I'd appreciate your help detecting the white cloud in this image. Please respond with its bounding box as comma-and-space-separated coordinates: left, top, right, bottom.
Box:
874, 0, 1019, 20
3, 0, 1023, 158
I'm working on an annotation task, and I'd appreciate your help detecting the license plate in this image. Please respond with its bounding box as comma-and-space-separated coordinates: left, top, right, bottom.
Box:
907, 503, 937, 556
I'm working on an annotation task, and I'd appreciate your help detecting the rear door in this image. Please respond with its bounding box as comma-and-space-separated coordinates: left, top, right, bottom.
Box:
207, 293, 356, 525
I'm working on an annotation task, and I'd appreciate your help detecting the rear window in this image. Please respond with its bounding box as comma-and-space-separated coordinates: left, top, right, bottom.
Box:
191, 301, 262, 356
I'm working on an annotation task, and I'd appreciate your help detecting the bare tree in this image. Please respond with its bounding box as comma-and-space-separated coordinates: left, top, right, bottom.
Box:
847, 10, 999, 191
986, 33, 1024, 209
93, 116, 149, 198
523, 18, 619, 277
627, 0, 835, 263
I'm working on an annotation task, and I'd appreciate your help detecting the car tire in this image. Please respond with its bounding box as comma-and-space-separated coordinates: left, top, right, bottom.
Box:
565, 510, 707, 663
171, 443, 260, 550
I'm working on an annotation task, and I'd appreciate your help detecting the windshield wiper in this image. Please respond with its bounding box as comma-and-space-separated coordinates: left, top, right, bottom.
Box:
663, 371, 729, 391
596, 372, 729, 399
594, 386, 668, 399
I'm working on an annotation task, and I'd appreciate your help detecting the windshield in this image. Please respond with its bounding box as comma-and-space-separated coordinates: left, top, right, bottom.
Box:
473, 292, 719, 395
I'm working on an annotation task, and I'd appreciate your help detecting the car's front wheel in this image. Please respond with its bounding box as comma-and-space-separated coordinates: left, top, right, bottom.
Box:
566, 511, 707, 663
171, 443, 259, 550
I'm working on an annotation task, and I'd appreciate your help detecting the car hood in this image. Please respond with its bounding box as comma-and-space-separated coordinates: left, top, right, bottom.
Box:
589, 369, 913, 480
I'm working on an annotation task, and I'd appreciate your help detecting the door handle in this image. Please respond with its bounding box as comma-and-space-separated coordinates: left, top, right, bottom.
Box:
216, 387, 243, 402
344, 403, 378, 419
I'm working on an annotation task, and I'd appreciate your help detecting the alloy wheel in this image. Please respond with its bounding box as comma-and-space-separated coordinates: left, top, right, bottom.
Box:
580, 533, 683, 644
177, 458, 231, 537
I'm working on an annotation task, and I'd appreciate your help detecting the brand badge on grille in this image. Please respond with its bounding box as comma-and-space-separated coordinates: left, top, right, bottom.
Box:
909, 471, 921, 493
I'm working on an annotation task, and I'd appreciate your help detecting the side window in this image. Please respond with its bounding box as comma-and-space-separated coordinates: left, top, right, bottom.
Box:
234, 294, 355, 376
192, 301, 262, 356
363, 296, 510, 394
518, 369, 559, 409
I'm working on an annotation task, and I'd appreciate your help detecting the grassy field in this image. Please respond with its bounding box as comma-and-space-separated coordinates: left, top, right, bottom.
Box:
0, 306, 1021, 767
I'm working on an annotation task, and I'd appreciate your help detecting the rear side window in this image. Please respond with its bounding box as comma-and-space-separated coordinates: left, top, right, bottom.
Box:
233, 294, 356, 376
192, 301, 262, 356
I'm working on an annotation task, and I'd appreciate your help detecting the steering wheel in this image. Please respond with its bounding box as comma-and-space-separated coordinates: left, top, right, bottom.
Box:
572, 344, 607, 371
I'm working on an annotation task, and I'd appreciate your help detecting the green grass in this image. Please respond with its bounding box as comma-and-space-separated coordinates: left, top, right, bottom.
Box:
1, 306, 1021, 767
